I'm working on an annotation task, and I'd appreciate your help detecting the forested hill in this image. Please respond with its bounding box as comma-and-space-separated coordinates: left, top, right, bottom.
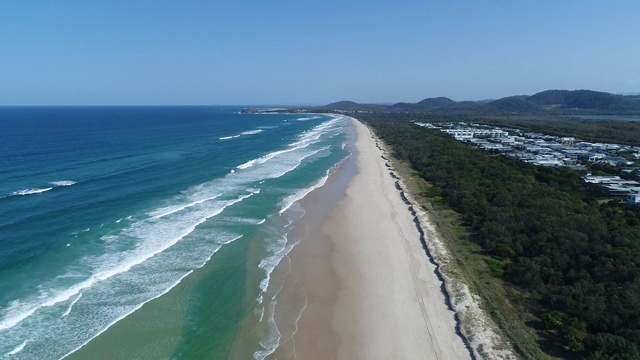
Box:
358, 113, 640, 359
480, 97, 543, 113
320, 100, 387, 111
528, 90, 640, 112
316, 89, 640, 114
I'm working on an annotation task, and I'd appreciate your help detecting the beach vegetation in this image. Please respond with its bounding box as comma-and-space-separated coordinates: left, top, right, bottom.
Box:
483, 257, 506, 278
361, 113, 640, 359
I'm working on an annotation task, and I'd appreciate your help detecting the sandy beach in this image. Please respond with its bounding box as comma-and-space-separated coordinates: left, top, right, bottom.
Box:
271, 117, 471, 359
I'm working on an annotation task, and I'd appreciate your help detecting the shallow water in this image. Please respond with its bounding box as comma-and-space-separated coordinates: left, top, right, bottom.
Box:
0, 107, 349, 359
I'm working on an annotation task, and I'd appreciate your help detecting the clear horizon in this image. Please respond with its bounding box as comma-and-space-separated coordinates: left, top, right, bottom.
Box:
2, 1, 639, 106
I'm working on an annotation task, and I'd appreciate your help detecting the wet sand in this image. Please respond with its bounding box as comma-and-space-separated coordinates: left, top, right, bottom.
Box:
272, 117, 470, 359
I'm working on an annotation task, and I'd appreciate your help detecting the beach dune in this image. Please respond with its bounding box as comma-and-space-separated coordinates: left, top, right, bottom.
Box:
274, 117, 470, 359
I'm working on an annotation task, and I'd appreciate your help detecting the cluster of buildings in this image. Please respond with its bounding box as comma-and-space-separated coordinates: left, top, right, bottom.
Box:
583, 175, 640, 205
416, 122, 640, 205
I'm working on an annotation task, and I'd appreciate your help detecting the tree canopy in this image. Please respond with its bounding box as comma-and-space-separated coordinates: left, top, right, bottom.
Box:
360, 113, 640, 359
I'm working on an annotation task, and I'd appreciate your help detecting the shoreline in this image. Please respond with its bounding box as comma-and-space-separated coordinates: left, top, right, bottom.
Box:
275, 117, 471, 359
57, 113, 509, 359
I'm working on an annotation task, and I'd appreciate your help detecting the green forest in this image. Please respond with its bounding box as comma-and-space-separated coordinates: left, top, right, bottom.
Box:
358, 113, 640, 359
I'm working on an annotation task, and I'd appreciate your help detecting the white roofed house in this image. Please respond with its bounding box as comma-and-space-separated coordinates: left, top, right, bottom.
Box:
578, 152, 606, 163
628, 191, 640, 205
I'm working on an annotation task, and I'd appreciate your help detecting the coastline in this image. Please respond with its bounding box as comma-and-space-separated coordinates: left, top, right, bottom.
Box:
274, 117, 471, 359
57, 113, 508, 360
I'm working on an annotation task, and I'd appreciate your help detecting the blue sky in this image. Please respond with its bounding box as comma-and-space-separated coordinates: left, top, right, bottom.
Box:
1, 1, 639, 105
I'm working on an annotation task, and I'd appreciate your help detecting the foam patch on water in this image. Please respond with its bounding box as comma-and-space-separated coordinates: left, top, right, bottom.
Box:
62, 293, 82, 317
149, 192, 223, 219
219, 135, 241, 140
10, 187, 53, 196
220, 217, 267, 225
241, 129, 263, 135
237, 144, 311, 170
51, 180, 76, 187
8, 180, 77, 197
295, 116, 321, 121
6, 340, 27, 355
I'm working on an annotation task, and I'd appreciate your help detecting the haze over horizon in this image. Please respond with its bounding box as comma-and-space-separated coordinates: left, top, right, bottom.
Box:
2, 1, 639, 106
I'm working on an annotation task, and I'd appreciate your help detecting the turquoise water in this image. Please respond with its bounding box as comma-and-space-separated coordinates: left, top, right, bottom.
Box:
0, 107, 349, 359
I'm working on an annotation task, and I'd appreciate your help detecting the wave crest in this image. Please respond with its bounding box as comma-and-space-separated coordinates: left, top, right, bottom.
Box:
11, 187, 53, 196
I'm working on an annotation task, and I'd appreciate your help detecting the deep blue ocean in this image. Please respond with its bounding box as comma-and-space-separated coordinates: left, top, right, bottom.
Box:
0, 107, 349, 359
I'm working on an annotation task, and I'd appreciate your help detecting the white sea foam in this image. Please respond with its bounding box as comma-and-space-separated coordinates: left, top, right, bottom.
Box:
267, 146, 331, 181
62, 234, 242, 358
295, 116, 320, 121
241, 129, 263, 135
60, 269, 195, 359
149, 192, 223, 219
258, 230, 302, 296
215, 234, 243, 247
279, 173, 329, 214
255, 211, 305, 310
219, 135, 241, 140
255, 305, 265, 322
11, 187, 53, 196
221, 217, 266, 225
0, 193, 253, 333
51, 180, 76, 187
10, 179, 80, 196
253, 300, 282, 360
236, 117, 343, 174
62, 293, 82, 317
237, 159, 257, 170
236, 144, 310, 170
6, 340, 27, 355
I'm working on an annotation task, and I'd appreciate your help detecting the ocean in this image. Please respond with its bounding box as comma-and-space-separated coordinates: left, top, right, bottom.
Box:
0, 107, 350, 359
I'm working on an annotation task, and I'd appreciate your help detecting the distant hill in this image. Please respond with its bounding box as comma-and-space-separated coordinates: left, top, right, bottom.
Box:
389, 102, 419, 110
481, 97, 542, 113
389, 97, 480, 111
323, 100, 361, 110
315, 89, 640, 114
417, 97, 457, 108
321, 101, 387, 111
528, 89, 640, 112
627, 95, 640, 102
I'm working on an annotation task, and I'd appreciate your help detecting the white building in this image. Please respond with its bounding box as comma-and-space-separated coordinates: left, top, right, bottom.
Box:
628, 192, 640, 205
